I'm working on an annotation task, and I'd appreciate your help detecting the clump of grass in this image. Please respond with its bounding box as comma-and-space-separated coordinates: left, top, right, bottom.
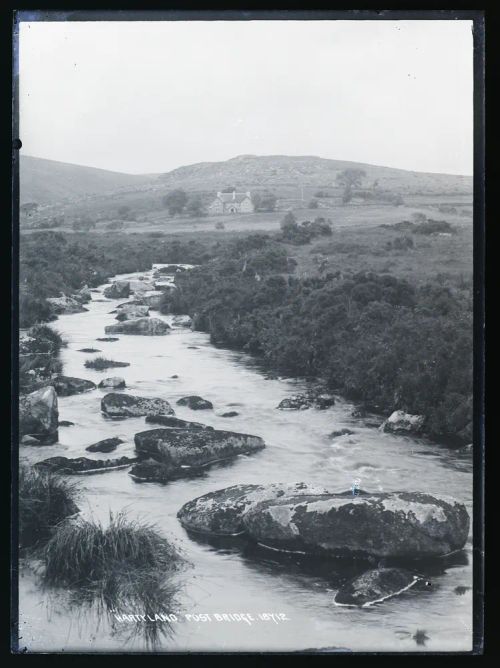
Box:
41, 511, 181, 587
84, 356, 130, 370
28, 324, 64, 352
19, 466, 79, 549
40, 511, 182, 648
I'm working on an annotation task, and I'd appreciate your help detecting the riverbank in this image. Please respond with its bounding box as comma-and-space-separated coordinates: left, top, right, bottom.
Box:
18, 268, 473, 652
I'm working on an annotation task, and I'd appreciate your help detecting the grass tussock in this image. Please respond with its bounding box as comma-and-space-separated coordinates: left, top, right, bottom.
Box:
41, 511, 181, 587
40, 511, 182, 648
84, 356, 130, 370
19, 466, 79, 549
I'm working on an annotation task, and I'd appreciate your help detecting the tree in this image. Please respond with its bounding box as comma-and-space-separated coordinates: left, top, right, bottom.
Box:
222, 186, 237, 193
186, 196, 205, 217
117, 205, 135, 220
162, 189, 188, 216
280, 212, 297, 233
308, 199, 319, 209
252, 191, 277, 212
336, 168, 366, 204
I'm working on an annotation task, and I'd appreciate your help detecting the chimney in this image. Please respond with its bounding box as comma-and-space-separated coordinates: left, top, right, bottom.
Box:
233, 191, 236, 200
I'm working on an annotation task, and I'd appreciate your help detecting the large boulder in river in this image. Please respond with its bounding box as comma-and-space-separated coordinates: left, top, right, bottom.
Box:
101, 393, 175, 419
105, 318, 170, 335
98, 376, 126, 389
142, 292, 163, 309
46, 294, 88, 315
334, 568, 419, 607
172, 315, 193, 328
35, 455, 137, 474
178, 483, 331, 536
19, 386, 59, 444
176, 395, 213, 410
277, 394, 312, 410
115, 304, 150, 321
85, 437, 125, 453
133, 428, 265, 479
52, 375, 96, 397
103, 281, 130, 299
145, 415, 213, 430
242, 490, 470, 559
128, 279, 155, 293
381, 410, 425, 435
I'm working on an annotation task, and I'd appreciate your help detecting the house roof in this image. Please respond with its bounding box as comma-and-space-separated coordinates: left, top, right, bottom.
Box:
217, 192, 250, 204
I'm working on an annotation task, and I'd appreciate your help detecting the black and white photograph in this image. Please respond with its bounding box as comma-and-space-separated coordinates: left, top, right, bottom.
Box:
13, 12, 483, 654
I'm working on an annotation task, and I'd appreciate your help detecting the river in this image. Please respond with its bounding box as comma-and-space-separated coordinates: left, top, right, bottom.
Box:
18, 265, 473, 653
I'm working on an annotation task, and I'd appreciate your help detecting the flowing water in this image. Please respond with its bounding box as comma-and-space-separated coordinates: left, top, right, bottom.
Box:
18, 266, 473, 653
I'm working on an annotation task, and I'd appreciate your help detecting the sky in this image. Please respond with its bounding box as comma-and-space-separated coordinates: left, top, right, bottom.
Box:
18, 19, 474, 175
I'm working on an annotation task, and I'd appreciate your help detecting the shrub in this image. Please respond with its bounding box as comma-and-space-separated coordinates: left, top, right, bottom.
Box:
19, 466, 79, 549
106, 221, 125, 230
308, 199, 319, 209
84, 357, 130, 370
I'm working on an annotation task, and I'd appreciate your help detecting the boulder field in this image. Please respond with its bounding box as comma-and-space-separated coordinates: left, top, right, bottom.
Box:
101, 393, 175, 419
105, 318, 170, 335
19, 386, 59, 444
177, 485, 470, 559
130, 428, 266, 482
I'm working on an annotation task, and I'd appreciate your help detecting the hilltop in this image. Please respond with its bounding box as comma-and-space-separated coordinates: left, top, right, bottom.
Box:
20, 153, 472, 207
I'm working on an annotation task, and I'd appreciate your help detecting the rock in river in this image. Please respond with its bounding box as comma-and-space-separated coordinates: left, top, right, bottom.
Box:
105, 317, 170, 336
132, 428, 265, 479
46, 294, 88, 315
19, 386, 59, 444
36, 455, 137, 474
101, 393, 175, 419
115, 304, 150, 321
277, 394, 311, 410
98, 376, 126, 389
381, 410, 425, 435
172, 315, 193, 328
176, 395, 213, 410
52, 375, 97, 397
334, 568, 419, 607
85, 437, 125, 453
178, 483, 330, 536
103, 281, 130, 299
242, 490, 470, 559
145, 415, 213, 430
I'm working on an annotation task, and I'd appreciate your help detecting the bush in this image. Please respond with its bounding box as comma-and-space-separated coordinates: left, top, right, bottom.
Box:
106, 221, 125, 230
19, 466, 79, 549
84, 357, 130, 370
308, 199, 319, 209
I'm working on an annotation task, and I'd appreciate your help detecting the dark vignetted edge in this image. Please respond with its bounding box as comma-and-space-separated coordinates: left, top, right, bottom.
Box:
8, 6, 486, 658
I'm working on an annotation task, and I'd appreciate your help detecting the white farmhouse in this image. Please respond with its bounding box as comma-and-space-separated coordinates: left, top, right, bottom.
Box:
208, 191, 254, 215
